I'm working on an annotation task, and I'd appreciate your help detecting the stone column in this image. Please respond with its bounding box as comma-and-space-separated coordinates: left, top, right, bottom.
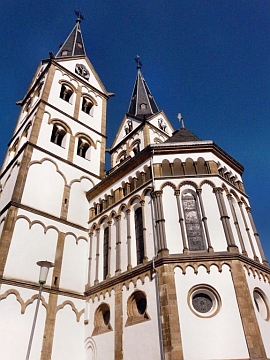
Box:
107, 221, 112, 278
230, 260, 267, 359
197, 188, 213, 252
87, 231, 93, 286
140, 200, 148, 262
115, 216, 121, 274
174, 190, 188, 254
213, 187, 237, 252
152, 190, 168, 254
114, 284, 123, 360
246, 206, 268, 266
94, 228, 100, 285
126, 209, 132, 270
158, 264, 184, 360
227, 194, 247, 255
238, 202, 259, 262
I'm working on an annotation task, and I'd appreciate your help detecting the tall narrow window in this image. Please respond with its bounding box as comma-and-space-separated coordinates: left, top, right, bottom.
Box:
50, 124, 67, 147
77, 137, 91, 159
135, 207, 144, 264
103, 227, 109, 280
60, 84, 73, 102
182, 190, 206, 251
82, 97, 93, 115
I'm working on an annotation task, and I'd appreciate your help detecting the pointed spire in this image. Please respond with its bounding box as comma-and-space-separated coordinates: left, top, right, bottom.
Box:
127, 56, 159, 118
56, 14, 86, 58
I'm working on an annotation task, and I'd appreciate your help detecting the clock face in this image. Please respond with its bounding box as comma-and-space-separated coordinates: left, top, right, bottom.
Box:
192, 293, 213, 313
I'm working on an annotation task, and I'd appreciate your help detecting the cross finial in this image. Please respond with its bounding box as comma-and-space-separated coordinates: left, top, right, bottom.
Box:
135, 55, 142, 69
177, 113, 185, 129
74, 10, 85, 22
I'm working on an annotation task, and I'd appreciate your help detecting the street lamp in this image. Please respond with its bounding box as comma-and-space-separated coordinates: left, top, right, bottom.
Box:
25, 260, 54, 360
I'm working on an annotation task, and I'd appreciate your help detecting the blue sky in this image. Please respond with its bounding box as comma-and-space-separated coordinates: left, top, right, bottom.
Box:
1, 1, 270, 260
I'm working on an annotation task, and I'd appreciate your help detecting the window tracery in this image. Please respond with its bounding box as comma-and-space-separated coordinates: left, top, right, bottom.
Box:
182, 189, 206, 251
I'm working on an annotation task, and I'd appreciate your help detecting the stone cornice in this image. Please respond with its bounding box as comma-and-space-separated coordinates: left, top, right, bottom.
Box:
84, 251, 269, 296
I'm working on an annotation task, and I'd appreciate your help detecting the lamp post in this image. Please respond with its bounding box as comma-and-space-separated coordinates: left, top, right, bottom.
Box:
25, 260, 54, 360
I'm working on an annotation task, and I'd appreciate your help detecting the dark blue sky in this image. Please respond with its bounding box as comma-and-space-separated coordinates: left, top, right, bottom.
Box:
1, 1, 270, 260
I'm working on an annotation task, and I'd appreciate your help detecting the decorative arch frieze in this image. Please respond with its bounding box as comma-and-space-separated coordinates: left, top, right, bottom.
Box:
69, 175, 95, 188
230, 189, 240, 202
174, 261, 232, 275
56, 300, 84, 322
178, 180, 198, 190
15, 216, 60, 235
199, 179, 216, 188
65, 232, 88, 244
160, 181, 176, 191
28, 158, 68, 185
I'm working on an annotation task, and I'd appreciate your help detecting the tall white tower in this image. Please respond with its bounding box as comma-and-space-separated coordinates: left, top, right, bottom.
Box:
0, 17, 111, 359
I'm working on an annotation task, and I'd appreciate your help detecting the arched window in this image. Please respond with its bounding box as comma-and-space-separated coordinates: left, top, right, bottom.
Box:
92, 303, 112, 336
50, 124, 67, 147
59, 84, 73, 103
135, 207, 144, 264
126, 290, 150, 326
182, 190, 206, 251
103, 227, 109, 280
77, 137, 91, 160
81, 97, 94, 115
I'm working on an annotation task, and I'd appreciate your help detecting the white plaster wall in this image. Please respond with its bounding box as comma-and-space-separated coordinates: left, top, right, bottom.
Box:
52, 296, 85, 360
4, 218, 57, 283
68, 177, 93, 227
110, 218, 117, 275
22, 159, 65, 217
0, 159, 21, 209
244, 268, 270, 357
175, 264, 249, 360
85, 291, 115, 360
201, 183, 228, 251
0, 285, 48, 360
122, 277, 161, 359
60, 234, 88, 293
56, 59, 104, 93
163, 185, 183, 254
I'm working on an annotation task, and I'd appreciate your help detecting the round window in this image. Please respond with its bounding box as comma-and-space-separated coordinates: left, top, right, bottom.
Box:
253, 289, 269, 321
188, 285, 221, 318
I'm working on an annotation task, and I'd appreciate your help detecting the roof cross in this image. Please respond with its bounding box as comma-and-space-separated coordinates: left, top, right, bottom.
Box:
135, 55, 142, 69
74, 10, 85, 22
177, 113, 185, 128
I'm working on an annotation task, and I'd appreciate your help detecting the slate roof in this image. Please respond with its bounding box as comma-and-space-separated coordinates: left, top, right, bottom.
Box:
56, 19, 86, 58
127, 64, 159, 119
165, 128, 201, 143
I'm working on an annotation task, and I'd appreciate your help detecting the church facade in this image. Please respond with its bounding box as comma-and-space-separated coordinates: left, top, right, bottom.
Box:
0, 19, 269, 360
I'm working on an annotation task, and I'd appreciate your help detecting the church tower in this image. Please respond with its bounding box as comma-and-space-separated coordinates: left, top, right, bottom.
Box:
0, 17, 111, 359
85, 60, 270, 360
0, 17, 270, 360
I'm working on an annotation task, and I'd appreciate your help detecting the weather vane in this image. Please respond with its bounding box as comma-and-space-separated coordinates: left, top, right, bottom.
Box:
135, 55, 142, 69
177, 113, 185, 129
74, 10, 85, 22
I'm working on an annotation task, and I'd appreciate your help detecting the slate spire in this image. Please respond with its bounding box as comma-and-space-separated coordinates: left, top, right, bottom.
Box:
127, 56, 159, 118
56, 17, 86, 58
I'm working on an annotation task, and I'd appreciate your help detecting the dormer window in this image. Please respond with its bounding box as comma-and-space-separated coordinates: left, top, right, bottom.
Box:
60, 84, 73, 103
77, 137, 91, 160
61, 50, 68, 56
82, 98, 93, 115
50, 124, 67, 147
140, 103, 147, 109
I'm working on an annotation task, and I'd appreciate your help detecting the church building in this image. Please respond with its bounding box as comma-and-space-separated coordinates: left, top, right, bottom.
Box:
0, 17, 269, 360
